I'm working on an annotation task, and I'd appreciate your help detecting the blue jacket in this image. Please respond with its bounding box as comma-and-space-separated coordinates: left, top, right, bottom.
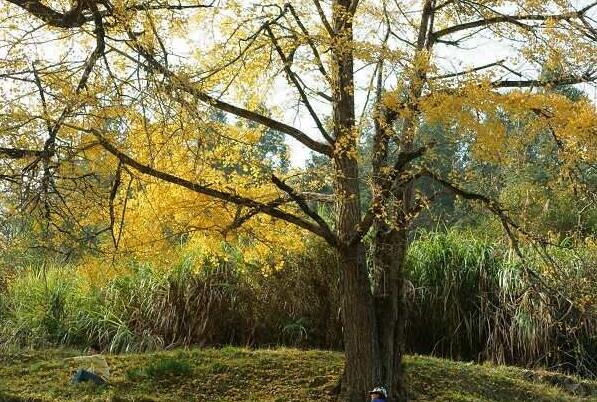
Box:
372, 399, 386, 402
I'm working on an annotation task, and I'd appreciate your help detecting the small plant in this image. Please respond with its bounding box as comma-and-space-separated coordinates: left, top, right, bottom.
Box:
127, 356, 193, 380
207, 361, 230, 374
281, 317, 309, 347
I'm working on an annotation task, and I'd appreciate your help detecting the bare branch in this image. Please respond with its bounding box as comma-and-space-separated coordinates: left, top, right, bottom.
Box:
114, 173, 133, 252
312, 0, 334, 35
432, 2, 597, 40
265, 24, 334, 144
32, 63, 52, 134
420, 168, 560, 254
430, 59, 506, 80
108, 162, 123, 248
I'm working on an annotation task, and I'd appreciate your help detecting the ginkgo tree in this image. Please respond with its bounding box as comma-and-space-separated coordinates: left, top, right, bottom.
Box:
0, 0, 596, 400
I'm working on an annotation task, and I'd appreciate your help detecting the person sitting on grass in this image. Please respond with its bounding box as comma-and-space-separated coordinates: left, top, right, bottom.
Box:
369, 386, 388, 401
66, 345, 110, 386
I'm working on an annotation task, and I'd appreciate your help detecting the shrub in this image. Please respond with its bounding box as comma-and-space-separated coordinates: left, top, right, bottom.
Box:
127, 355, 193, 380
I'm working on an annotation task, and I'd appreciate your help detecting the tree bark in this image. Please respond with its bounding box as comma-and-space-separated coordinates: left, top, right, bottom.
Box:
372, 223, 409, 402
366, 2, 435, 395
369, 107, 412, 401
331, 1, 379, 401
338, 243, 377, 401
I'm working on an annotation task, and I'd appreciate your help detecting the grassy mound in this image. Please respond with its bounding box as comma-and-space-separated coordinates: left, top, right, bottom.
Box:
0, 348, 594, 401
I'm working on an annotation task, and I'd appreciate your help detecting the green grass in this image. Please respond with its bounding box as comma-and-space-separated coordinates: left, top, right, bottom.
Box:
0, 348, 595, 401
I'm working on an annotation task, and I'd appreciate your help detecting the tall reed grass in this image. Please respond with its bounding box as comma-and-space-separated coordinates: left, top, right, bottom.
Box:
0, 239, 341, 352
405, 229, 596, 377
0, 231, 594, 377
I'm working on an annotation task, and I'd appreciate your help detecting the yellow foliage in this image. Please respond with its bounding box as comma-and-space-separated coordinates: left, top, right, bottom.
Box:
0, 0, 595, 276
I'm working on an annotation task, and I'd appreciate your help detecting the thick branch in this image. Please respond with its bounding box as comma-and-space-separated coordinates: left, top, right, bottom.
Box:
75, 0, 106, 92
0, 147, 45, 159
199, 89, 332, 155
265, 24, 334, 144
350, 144, 433, 245
492, 71, 596, 88
131, 39, 333, 156
226, 197, 289, 231
417, 0, 435, 50
6, 0, 89, 28
126, 1, 214, 11
432, 2, 597, 40
83, 127, 334, 240
271, 174, 337, 246
312, 0, 334, 35
7, 0, 214, 28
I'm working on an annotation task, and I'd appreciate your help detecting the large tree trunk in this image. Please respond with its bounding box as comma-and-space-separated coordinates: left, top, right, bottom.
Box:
337, 222, 410, 402
331, 1, 378, 401
372, 223, 409, 402
337, 243, 377, 401
369, 122, 411, 401
332, 1, 414, 400
369, 112, 419, 401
